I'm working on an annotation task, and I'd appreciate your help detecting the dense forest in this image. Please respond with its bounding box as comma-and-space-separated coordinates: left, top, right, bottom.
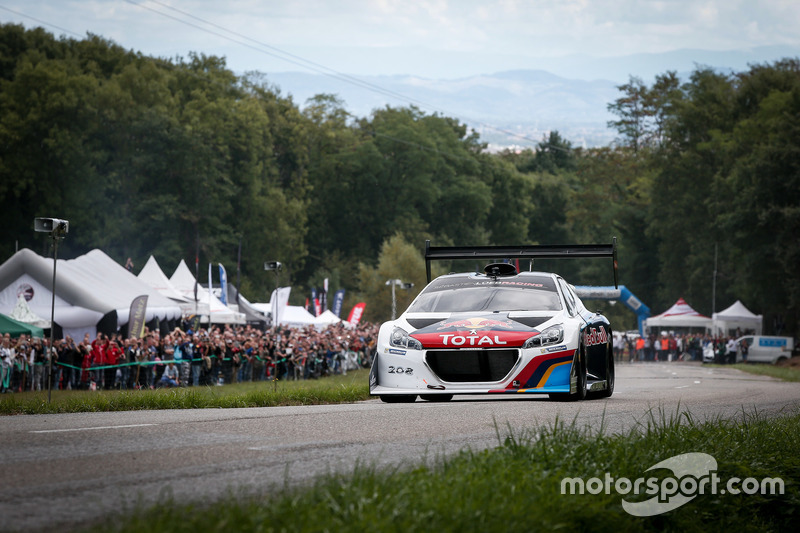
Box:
1, 25, 798, 334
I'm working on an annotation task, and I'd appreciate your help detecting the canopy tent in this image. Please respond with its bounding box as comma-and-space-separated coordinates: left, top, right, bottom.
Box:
0, 248, 182, 340
137, 256, 208, 315
169, 260, 245, 324
644, 297, 712, 331
251, 302, 317, 329
215, 282, 268, 327
0, 313, 44, 338
712, 300, 763, 335
313, 309, 345, 330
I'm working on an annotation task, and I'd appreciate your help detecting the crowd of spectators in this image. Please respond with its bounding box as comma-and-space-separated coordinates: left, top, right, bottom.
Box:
2, 322, 764, 393
0, 321, 378, 393
615, 331, 751, 364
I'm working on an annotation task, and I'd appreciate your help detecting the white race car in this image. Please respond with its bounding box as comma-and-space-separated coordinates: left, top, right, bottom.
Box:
370, 241, 618, 402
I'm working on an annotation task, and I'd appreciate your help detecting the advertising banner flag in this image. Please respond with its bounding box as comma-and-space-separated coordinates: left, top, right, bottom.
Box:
270, 287, 291, 328
310, 288, 318, 316
128, 295, 148, 339
218, 264, 228, 305
187, 314, 201, 333
194, 247, 199, 303
314, 298, 322, 318
347, 302, 366, 325
332, 289, 345, 317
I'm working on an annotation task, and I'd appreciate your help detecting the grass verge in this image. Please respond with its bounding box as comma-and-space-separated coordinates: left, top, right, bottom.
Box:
0, 369, 370, 415
722, 362, 800, 382
100, 407, 800, 533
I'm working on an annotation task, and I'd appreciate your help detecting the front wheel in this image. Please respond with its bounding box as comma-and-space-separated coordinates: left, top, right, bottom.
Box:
550, 348, 586, 401
380, 395, 417, 403
590, 341, 615, 399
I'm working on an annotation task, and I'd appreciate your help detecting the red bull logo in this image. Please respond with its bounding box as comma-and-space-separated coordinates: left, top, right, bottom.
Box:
584, 326, 608, 347
437, 317, 514, 331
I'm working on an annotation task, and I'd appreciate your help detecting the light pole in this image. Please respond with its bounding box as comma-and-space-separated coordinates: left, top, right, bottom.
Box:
34, 217, 68, 403
385, 279, 414, 320
264, 261, 282, 390
264, 261, 282, 331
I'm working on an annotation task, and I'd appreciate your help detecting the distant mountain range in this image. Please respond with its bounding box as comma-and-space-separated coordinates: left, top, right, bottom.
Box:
262, 46, 800, 149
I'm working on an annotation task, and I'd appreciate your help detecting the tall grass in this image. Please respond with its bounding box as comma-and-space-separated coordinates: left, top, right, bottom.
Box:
724, 362, 800, 382
99, 407, 800, 533
0, 369, 370, 415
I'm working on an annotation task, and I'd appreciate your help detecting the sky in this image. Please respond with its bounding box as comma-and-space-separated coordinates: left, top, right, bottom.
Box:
2, 0, 799, 79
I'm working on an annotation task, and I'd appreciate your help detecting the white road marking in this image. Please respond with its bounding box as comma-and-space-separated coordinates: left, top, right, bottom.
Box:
30, 424, 157, 434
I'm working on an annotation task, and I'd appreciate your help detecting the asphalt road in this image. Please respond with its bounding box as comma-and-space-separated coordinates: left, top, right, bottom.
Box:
2, 362, 799, 532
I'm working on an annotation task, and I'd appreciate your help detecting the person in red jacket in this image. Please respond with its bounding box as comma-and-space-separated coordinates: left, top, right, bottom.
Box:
669, 335, 678, 361
105, 340, 123, 389
90, 333, 107, 389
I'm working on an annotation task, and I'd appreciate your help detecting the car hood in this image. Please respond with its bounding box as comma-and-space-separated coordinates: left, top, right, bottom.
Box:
406, 312, 554, 349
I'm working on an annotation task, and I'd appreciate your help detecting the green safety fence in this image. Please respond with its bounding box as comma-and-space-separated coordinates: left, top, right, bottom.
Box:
53, 355, 289, 372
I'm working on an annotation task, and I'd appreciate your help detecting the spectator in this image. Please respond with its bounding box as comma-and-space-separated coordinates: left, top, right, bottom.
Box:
90, 333, 106, 389
31, 339, 44, 391
159, 362, 179, 388
106, 340, 123, 390
739, 338, 749, 362
726, 336, 737, 364
1, 334, 14, 393
635, 336, 645, 362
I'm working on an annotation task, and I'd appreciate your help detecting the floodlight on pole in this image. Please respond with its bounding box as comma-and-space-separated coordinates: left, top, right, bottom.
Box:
264, 261, 282, 331
34, 217, 68, 404
385, 279, 414, 320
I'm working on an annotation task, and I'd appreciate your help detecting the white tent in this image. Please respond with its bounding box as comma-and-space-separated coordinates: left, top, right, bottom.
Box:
169, 260, 245, 324
0, 248, 183, 340
313, 309, 343, 330
137, 256, 206, 315
278, 306, 317, 328
214, 283, 267, 325
712, 300, 763, 335
644, 297, 712, 331
251, 302, 317, 329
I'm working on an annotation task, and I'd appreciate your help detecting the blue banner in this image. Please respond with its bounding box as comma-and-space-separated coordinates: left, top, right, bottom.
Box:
332, 289, 345, 317
310, 288, 318, 316
218, 264, 228, 305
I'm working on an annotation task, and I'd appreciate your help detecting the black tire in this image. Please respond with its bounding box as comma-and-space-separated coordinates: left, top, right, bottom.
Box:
380, 395, 417, 403
590, 341, 615, 399
420, 394, 453, 402
550, 347, 586, 401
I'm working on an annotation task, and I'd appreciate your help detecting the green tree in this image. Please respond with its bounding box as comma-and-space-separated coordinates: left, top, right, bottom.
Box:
357, 234, 427, 323
607, 76, 649, 152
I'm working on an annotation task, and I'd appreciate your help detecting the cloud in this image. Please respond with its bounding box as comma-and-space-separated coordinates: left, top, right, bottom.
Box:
3, 0, 799, 76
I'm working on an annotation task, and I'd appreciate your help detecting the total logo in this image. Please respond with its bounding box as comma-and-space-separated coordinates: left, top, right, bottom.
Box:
411, 330, 534, 348
439, 333, 508, 346
584, 326, 608, 347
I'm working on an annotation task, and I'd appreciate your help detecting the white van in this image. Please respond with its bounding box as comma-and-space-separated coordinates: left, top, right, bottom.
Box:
736, 335, 795, 364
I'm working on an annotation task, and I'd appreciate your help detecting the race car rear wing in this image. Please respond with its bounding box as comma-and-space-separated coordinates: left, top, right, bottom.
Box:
424, 238, 618, 288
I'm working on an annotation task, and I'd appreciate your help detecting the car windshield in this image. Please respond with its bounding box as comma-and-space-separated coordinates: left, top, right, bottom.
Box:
406, 276, 562, 313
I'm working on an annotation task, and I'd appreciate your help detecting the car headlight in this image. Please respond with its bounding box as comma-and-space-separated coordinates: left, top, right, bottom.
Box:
390, 327, 423, 350
523, 324, 564, 349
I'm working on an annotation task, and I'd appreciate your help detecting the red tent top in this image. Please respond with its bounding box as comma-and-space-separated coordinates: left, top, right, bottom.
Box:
654, 298, 710, 319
